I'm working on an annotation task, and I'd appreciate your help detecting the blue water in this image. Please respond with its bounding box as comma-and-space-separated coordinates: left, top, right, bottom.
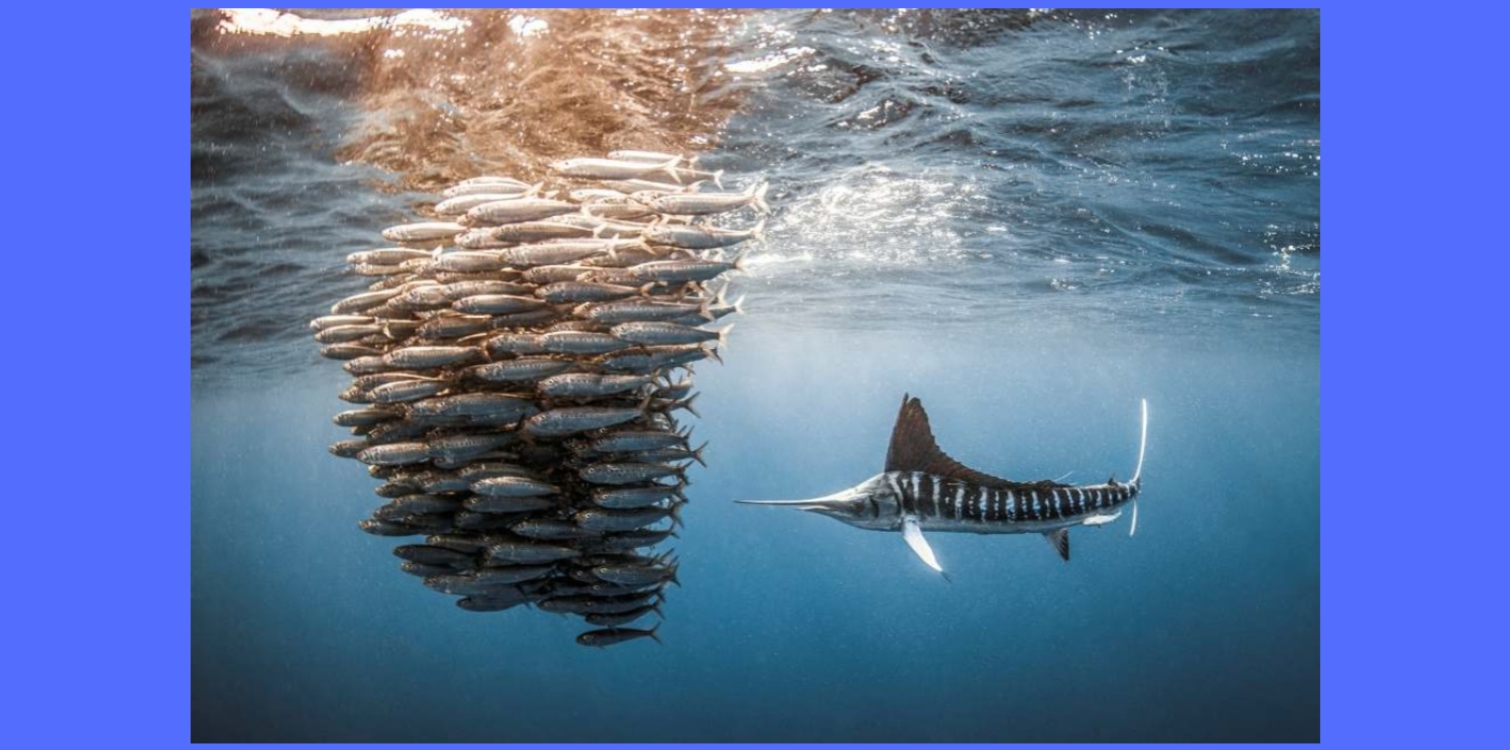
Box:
192, 8, 1318, 743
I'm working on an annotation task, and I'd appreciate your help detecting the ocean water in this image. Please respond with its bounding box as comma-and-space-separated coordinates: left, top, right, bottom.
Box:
191, 8, 1319, 743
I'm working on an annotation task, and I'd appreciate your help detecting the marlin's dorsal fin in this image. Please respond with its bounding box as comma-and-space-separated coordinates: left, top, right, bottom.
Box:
884, 395, 1021, 489
1043, 529, 1070, 562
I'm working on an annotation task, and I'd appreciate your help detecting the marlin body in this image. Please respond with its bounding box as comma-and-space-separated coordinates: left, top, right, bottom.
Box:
738, 395, 1148, 577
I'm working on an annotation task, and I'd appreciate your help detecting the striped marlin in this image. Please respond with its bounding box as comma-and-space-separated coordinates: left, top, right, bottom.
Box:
737, 395, 1148, 578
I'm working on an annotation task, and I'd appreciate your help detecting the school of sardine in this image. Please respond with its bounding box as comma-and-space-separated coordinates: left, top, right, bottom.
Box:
312, 152, 762, 647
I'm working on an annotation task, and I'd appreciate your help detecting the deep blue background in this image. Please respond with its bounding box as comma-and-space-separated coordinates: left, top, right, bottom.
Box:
5, 2, 1504, 750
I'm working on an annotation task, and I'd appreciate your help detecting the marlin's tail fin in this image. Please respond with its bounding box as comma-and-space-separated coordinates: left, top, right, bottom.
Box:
1129, 398, 1148, 537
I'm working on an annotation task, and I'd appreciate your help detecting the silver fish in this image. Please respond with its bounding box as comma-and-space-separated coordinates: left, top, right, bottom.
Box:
434, 192, 528, 215
470, 475, 561, 497
465, 198, 579, 226
483, 332, 548, 356
584, 605, 662, 628
574, 298, 711, 324
647, 182, 769, 215
452, 294, 549, 315
540, 331, 633, 355
416, 314, 493, 340
538, 373, 653, 399
441, 279, 535, 298
486, 541, 581, 564
630, 253, 746, 283
489, 221, 596, 243
576, 626, 663, 647
356, 442, 432, 466
409, 393, 537, 422
466, 357, 574, 382
368, 379, 449, 404
523, 406, 644, 437
431, 251, 507, 274
645, 220, 765, 250
331, 288, 403, 314
309, 314, 374, 330
610, 321, 732, 347
574, 505, 680, 532
382, 346, 480, 369
534, 280, 648, 304
346, 248, 434, 266
592, 484, 686, 509
381, 222, 467, 243
332, 407, 401, 427
464, 494, 557, 513
313, 324, 384, 344
578, 462, 683, 486
441, 179, 537, 198
551, 156, 681, 182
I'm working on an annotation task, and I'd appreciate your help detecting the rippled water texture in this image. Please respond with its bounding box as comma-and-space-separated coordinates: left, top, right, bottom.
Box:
192, 8, 1317, 379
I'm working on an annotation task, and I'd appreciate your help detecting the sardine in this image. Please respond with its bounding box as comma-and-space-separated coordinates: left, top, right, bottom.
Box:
579, 462, 683, 486
416, 314, 493, 340
584, 605, 662, 628
484, 332, 548, 356
332, 407, 402, 427
535, 280, 649, 304
591, 484, 686, 509
551, 156, 681, 182
346, 248, 434, 265
356, 442, 432, 466
382, 346, 480, 369
392, 543, 474, 566
647, 182, 769, 215
645, 220, 765, 250
314, 324, 385, 344
369, 379, 449, 404
574, 505, 679, 532
576, 626, 663, 647
310, 314, 375, 330
540, 331, 633, 355
523, 406, 645, 437
434, 192, 529, 215
331, 288, 403, 314
452, 294, 549, 315
538, 373, 653, 399
464, 494, 557, 513
610, 321, 731, 347
470, 475, 560, 497
409, 393, 537, 422
381, 222, 467, 243
574, 298, 711, 324
486, 541, 581, 564
432, 251, 507, 274
465, 198, 579, 226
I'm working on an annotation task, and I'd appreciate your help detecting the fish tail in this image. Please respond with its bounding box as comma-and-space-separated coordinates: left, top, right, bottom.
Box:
731, 247, 749, 273
752, 182, 770, 215
717, 323, 734, 354
659, 158, 682, 184
732, 294, 746, 317
712, 169, 725, 189
690, 440, 708, 467
649, 623, 663, 645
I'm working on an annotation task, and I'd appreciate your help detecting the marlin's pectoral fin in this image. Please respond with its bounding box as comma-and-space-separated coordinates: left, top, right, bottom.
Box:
901, 515, 947, 579
1044, 529, 1070, 562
